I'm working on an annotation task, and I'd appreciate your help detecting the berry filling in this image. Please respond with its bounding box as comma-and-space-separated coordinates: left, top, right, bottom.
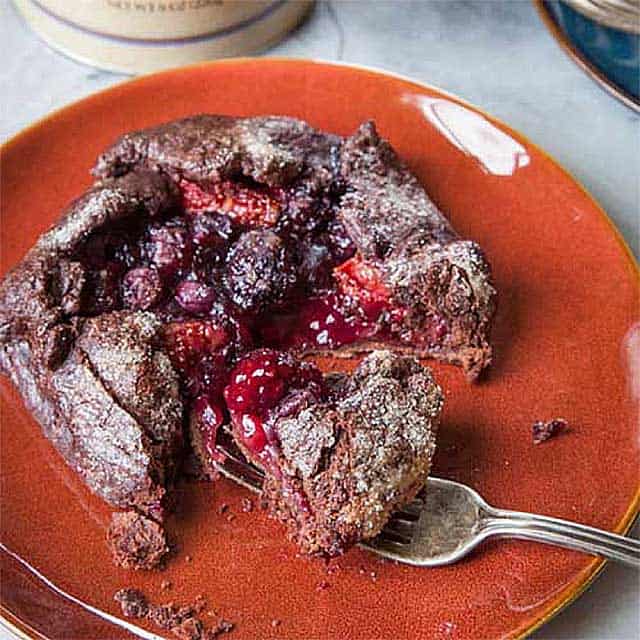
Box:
224, 349, 325, 459
74, 176, 448, 462
180, 178, 282, 228
223, 349, 325, 516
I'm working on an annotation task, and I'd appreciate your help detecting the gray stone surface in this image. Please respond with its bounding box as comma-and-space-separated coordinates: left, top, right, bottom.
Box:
1, 1, 638, 639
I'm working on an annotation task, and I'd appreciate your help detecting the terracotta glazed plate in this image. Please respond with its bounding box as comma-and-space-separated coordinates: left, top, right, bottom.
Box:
1, 59, 638, 640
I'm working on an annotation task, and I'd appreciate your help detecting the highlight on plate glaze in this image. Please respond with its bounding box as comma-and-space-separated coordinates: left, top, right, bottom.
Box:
403, 94, 531, 176
622, 322, 640, 405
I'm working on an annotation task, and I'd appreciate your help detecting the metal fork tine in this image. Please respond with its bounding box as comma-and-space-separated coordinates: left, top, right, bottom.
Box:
384, 519, 415, 539
390, 503, 423, 525
214, 447, 264, 494
393, 509, 420, 522
375, 530, 411, 546
367, 534, 411, 555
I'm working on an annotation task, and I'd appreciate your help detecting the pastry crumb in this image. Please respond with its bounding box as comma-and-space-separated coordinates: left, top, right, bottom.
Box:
532, 418, 568, 444
114, 588, 149, 618
208, 619, 234, 638
108, 511, 168, 570
114, 588, 232, 639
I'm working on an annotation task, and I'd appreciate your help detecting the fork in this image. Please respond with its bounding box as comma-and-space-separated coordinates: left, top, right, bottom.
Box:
214, 444, 640, 567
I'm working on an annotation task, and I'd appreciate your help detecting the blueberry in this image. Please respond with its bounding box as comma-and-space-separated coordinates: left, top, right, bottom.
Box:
122, 267, 163, 310
175, 279, 217, 315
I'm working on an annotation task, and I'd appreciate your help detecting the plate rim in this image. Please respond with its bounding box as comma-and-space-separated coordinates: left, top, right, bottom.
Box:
1, 57, 638, 640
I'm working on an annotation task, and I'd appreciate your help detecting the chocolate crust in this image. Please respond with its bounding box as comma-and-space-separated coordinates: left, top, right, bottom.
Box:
0, 171, 183, 515
108, 510, 169, 570
92, 114, 340, 192
338, 122, 495, 379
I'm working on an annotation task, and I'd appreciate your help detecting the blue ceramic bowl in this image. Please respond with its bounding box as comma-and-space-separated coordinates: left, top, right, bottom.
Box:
543, 0, 639, 109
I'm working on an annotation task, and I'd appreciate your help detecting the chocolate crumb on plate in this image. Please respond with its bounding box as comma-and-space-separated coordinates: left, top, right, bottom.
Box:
532, 418, 568, 444
114, 588, 230, 640
108, 510, 168, 570
114, 588, 149, 618
208, 620, 234, 638
172, 617, 205, 640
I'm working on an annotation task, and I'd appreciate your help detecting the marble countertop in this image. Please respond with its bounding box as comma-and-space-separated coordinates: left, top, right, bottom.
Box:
1, 1, 638, 638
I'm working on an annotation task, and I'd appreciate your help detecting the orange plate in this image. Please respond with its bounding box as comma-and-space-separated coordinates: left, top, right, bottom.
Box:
1, 59, 638, 640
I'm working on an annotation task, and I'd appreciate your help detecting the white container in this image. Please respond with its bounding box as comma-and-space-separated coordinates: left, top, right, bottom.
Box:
13, 0, 313, 74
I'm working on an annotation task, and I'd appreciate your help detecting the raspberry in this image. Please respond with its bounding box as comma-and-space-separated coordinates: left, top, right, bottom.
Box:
224, 349, 324, 455
334, 255, 390, 320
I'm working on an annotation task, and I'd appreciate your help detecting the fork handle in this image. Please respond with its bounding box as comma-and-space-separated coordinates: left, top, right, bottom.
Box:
481, 508, 640, 568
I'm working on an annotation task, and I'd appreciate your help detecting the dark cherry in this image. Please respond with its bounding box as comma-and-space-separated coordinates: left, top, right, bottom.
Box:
146, 219, 192, 277
190, 248, 224, 284
223, 230, 297, 313
122, 267, 163, 311
175, 279, 217, 315
275, 189, 331, 237
191, 212, 234, 249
